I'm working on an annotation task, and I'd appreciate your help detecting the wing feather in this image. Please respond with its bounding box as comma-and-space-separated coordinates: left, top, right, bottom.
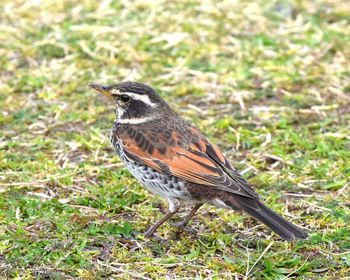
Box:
116, 121, 258, 199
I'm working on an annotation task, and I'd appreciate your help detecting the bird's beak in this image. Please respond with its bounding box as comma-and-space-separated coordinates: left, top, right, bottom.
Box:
89, 83, 111, 97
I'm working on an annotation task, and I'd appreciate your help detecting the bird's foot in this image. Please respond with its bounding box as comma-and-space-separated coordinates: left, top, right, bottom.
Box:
144, 227, 157, 238
170, 220, 197, 234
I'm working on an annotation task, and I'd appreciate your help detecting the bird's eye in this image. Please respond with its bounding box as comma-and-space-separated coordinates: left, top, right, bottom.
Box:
120, 94, 130, 103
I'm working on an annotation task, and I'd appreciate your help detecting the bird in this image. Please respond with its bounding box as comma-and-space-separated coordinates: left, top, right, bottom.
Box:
89, 81, 307, 241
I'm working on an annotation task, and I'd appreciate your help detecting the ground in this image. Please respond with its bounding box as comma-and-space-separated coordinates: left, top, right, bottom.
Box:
0, 0, 349, 279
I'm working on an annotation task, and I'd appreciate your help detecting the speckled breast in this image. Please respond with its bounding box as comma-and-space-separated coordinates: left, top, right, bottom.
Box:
110, 124, 189, 199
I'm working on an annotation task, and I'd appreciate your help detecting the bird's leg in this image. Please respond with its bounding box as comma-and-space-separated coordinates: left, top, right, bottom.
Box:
144, 198, 180, 237
172, 203, 203, 228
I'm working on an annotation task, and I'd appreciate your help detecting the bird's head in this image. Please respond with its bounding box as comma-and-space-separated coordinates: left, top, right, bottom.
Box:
89, 81, 170, 123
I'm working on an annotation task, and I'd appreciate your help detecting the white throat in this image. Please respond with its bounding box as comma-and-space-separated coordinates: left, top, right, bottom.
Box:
115, 107, 157, 124
116, 107, 124, 119
117, 116, 156, 124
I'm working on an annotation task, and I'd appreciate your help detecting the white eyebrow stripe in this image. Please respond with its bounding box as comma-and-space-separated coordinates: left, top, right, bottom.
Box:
117, 116, 155, 124
110, 89, 157, 107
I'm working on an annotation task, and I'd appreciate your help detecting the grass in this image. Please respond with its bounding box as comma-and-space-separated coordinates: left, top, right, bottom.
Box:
0, 0, 349, 278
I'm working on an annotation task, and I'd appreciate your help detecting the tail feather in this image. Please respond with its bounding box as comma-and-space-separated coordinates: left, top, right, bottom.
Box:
228, 197, 307, 240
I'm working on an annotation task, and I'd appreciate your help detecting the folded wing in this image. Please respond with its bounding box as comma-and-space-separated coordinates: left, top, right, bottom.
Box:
117, 122, 258, 199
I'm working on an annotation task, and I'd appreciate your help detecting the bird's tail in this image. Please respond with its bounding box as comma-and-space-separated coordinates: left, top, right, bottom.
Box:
228, 197, 307, 241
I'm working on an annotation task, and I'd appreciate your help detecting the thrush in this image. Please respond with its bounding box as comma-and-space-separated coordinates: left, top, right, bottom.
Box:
89, 81, 307, 241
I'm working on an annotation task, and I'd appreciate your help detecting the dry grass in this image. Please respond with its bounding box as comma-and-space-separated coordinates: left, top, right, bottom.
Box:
0, 0, 350, 278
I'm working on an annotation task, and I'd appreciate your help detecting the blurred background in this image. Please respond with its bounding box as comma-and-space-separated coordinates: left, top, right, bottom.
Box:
0, 0, 349, 278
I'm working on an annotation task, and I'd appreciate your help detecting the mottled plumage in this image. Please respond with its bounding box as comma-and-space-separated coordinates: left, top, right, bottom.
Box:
89, 81, 307, 240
